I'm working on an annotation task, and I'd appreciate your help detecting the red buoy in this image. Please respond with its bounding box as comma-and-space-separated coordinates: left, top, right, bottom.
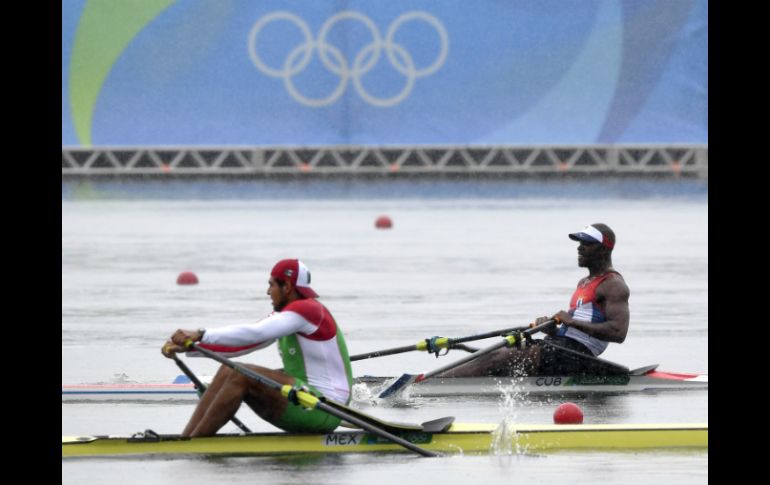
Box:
553, 402, 584, 424
375, 215, 393, 229
177, 271, 199, 285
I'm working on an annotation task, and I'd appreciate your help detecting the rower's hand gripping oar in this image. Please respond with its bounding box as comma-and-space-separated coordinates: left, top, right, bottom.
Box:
170, 353, 252, 433
184, 341, 439, 458
349, 325, 530, 361
378, 319, 557, 399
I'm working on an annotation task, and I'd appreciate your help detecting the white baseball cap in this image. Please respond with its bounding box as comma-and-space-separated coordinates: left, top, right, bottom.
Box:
568, 225, 615, 249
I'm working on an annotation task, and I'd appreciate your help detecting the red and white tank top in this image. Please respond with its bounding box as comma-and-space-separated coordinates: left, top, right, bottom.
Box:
557, 271, 622, 356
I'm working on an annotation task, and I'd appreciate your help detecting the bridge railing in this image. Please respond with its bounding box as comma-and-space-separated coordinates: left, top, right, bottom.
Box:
62, 145, 707, 177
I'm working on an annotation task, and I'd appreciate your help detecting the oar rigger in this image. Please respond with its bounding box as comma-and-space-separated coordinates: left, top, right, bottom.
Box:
378, 319, 556, 399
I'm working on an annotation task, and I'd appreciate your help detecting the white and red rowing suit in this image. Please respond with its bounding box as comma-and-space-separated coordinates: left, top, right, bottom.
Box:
189, 298, 353, 404
557, 271, 623, 356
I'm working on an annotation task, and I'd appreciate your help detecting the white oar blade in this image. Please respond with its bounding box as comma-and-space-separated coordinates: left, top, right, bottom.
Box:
378, 373, 420, 399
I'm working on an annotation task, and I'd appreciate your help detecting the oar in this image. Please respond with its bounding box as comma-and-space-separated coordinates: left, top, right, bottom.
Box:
185, 341, 439, 458
350, 325, 529, 361
378, 319, 556, 399
171, 354, 252, 433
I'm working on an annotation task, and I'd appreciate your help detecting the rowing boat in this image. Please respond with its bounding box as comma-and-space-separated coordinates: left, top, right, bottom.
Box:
61, 365, 707, 402
359, 366, 708, 397
62, 421, 707, 458
62, 381, 199, 402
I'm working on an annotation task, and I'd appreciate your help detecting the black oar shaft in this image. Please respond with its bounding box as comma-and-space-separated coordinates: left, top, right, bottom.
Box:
172, 354, 207, 391
172, 355, 252, 433
350, 344, 420, 361
187, 342, 438, 458
350, 325, 530, 361
450, 325, 529, 344
313, 401, 437, 457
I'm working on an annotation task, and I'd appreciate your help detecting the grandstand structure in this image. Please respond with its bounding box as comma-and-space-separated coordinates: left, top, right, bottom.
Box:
62, 145, 707, 178
63, 5, 707, 180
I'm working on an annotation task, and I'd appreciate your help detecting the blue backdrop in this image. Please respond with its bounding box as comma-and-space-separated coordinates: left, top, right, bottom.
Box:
62, 0, 708, 147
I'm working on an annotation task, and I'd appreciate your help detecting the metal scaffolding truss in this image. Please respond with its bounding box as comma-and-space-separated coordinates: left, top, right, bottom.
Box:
62, 145, 707, 177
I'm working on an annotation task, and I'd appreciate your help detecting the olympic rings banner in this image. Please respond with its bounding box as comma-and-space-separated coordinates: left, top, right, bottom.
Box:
62, 0, 707, 147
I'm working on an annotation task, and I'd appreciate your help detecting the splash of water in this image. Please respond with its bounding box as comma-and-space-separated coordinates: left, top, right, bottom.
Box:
352, 377, 423, 408
490, 376, 531, 455
351, 381, 377, 406
110, 373, 135, 384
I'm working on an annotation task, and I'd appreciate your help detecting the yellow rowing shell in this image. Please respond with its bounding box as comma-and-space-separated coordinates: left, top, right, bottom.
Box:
62, 422, 707, 458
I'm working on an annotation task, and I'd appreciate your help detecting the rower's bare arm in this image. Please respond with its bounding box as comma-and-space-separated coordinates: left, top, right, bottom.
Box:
601, 278, 630, 342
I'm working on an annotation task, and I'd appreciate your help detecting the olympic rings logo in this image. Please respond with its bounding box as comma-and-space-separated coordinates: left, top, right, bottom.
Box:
247, 11, 449, 107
